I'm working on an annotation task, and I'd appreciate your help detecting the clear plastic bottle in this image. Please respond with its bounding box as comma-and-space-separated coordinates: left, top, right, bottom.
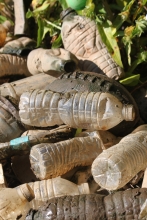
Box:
27, 48, 79, 75
28, 177, 89, 210
30, 135, 105, 180
19, 89, 135, 130
60, 8, 125, 80
0, 183, 34, 220
91, 125, 147, 190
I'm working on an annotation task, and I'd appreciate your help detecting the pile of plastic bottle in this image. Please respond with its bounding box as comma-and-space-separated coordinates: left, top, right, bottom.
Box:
1, 5, 147, 220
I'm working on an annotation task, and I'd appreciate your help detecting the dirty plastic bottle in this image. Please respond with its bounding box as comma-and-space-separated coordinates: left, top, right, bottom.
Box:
19, 89, 135, 130
30, 135, 105, 180
27, 48, 79, 75
60, 8, 125, 80
1, 37, 36, 56
0, 54, 31, 77
0, 183, 34, 220
28, 176, 89, 210
91, 124, 147, 190
0, 72, 63, 102
25, 188, 147, 220
0, 103, 24, 142
0, 125, 74, 159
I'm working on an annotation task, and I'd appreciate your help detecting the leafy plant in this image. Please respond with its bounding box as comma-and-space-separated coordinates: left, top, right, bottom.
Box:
26, 0, 147, 86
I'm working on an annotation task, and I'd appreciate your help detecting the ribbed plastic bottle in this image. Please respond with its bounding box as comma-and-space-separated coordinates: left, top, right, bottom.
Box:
0, 125, 74, 159
28, 177, 89, 210
91, 124, 147, 190
0, 183, 34, 220
30, 135, 105, 180
25, 188, 147, 220
19, 89, 135, 130
60, 8, 125, 80
27, 48, 79, 75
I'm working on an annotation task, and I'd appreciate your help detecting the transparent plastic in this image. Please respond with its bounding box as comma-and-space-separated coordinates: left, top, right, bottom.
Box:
19, 89, 135, 130
28, 177, 89, 210
60, 9, 124, 80
27, 48, 79, 75
0, 183, 34, 220
30, 135, 104, 180
92, 127, 147, 190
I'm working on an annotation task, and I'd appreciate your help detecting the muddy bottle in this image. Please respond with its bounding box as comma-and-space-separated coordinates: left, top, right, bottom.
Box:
19, 89, 135, 130
0, 183, 34, 220
27, 48, 79, 75
1, 37, 36, 56
0, 125, 74, 159
91, 124, 147, 190
28, 177, 89, 210
30, 134, 107, 180
60, 8, 125, 80
25, 188, 147, 220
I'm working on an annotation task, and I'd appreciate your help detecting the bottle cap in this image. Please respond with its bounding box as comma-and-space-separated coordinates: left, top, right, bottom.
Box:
78, 183, 90, 194
17, 183, 35, 202
122, 104, 135, 121
60, 8, 76, 20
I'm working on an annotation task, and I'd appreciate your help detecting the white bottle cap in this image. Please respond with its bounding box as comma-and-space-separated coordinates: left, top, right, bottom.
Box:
78, 183, 90, 194
122, 104, 135, 121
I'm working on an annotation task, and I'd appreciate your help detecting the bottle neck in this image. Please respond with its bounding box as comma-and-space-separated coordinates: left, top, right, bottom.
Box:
122, 104, 135, 121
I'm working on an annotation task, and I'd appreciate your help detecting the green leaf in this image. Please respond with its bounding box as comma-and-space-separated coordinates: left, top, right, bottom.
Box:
128, 51, 147, 73
119, 74, 140, 86
58, 0, 68, 10
75, 128, 82, 137
52, 34, 62, 48
33, 0, 50, 13
37, 18, 44, 46
0, 15, 7, 23
97, 20, 124, 68
26, 9, 34, 19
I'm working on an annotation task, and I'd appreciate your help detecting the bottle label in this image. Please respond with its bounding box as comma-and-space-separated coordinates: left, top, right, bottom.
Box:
10, 136, 29, 150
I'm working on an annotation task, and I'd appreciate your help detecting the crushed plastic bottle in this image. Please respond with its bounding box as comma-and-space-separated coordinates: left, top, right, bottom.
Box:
0, 183, 34, 220
28, 176, 89, 210
91, 124, 147, 190
25, 188, 147, 220
27, 48, 79, 75
30, 134, 107, 180
60, 8, 125, 80
0, 125, 74, 159
19, 89, 135, 130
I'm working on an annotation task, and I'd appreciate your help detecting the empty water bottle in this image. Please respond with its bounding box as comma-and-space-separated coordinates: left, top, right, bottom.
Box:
0, 183, 34, 220
19, 89, 135, 130
60, 8, 125, 80
28, 176, 89, 210
27, 48, 79, 75
91, 124, 147, 190
30, 134, 106, 180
